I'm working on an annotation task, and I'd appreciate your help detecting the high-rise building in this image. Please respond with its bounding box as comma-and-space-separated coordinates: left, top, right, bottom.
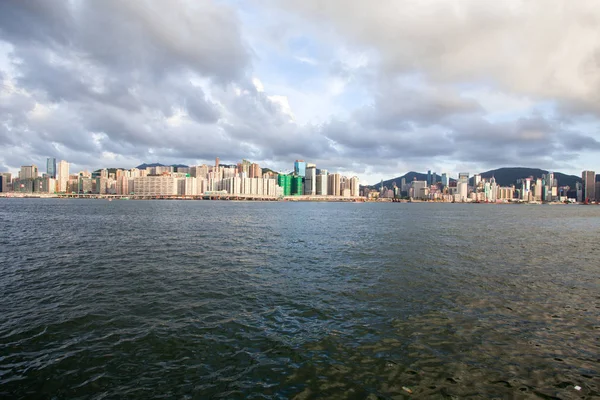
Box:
249, 163, 262, 179
427, 170, 432, 186
457, 173, 469, 201
57, 160, 70, 193
350, 176, 360, 197
327, 173, 341, 196
316, 172, 328, 195
582, 170, 596, 202
575, 182, 583, 203
46, 158, 56, 178
304, 166, 316, 195
0, 172, 11, 192
441, 173, 449, 187
411, 180, 428, 200
534, 178, 542, 201
294, 160, 307, 177
19, 165, 38, 180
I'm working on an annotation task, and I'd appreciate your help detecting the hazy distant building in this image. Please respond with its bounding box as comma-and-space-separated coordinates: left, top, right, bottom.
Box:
582, 170, 596, 201
441, 173, 449, 187
46, 158, 56, 179
19, 165, 38, 180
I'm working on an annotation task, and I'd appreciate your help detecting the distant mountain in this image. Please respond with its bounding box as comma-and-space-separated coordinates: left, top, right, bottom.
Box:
136, 163, 189, 170
372, 171, 445, 190
479, 167, 581, 188
372, 167, 583, 190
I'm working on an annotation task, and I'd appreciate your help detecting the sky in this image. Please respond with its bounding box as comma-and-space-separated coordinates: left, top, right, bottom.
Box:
1, 0, 600, 184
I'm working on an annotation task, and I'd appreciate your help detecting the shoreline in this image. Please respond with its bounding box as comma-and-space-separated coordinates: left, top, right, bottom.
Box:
0, 193, 589, 205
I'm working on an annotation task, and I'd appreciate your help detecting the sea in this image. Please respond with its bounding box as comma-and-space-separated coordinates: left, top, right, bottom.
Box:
0, 199, 598, 399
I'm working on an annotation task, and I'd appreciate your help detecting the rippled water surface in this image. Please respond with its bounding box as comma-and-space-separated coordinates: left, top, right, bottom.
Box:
1, 199, 599, 399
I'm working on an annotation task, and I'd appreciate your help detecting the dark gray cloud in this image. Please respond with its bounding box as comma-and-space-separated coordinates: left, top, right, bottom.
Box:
1, 0, 599, 181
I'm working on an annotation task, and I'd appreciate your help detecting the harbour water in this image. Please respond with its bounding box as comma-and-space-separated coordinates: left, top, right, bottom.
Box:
0, 199, 598, 399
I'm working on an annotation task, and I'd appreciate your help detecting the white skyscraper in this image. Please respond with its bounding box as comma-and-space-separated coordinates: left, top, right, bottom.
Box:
56, 160, 70, 193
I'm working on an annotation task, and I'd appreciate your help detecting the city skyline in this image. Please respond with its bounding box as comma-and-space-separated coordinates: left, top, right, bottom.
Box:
1, 1, 600, 184
2, 154, 598, 204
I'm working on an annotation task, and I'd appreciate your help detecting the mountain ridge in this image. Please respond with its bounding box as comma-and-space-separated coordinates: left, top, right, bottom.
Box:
372, 167, 583, 190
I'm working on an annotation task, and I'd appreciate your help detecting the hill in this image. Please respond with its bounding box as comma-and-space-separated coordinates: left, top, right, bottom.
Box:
372, 167, 583, 190
479, 167, 581, 188
136, 163, 189, 170
373, 171, 430, 190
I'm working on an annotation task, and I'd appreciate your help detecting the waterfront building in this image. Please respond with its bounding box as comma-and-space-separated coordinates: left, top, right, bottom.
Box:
13, 179, 34, 193
304, 166, 316, 195
78, 177, 93, 193
291, 175, 304, 195
534, 178, 542, 201
95, 177, 108, 194
327, 173, 341, 196
411, 180, 428, 200
316, 172, 328, 195
575, 182, 583, 203
294, 160, 307, 177
427, 170, 432, 186
133, 176, 178, 196
36, 177, 55, 193
489, 176, 498, 202
277, 174, 292, 196
457, 173, 469, 202
0, 173, 11, 192
582, 170, 596, 201
219, 177, 278, 197
56, 160, 69, 193
116, 176, 130, 195
497, 186, 515, 200
350, 176, 360, 197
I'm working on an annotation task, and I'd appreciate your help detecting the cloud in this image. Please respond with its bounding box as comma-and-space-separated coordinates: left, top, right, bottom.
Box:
1, 0, 599, 184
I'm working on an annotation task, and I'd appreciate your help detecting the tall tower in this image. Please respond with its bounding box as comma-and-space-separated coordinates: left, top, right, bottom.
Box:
47, 158, 56, 178
582, 170, 596, 202
57, 160, 70, 193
